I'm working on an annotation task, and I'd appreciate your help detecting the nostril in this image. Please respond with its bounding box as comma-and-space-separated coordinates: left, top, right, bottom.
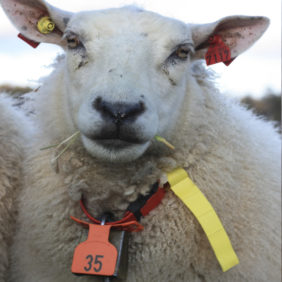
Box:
93, 97, 117, 120
93, 97, 145, 124
93, 97, 116, 120
127, 102, 145, 119
93, 96, 104, 112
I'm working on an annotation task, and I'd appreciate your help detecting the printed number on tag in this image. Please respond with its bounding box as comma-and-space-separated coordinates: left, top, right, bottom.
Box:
206, 48, 230, 65
84, 254, 104, 272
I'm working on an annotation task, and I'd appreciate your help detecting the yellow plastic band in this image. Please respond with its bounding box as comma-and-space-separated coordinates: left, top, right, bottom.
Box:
167, 168, 239, 272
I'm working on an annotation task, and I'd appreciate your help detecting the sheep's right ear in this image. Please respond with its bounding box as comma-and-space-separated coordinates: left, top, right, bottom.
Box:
0, 0, 73, 46
191, 16, 270, 65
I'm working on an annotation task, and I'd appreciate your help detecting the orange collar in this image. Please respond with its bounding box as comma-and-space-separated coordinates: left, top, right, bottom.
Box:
71, 183, 166, 232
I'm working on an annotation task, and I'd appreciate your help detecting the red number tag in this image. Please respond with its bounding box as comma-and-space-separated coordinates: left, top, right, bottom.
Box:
205, 35, 234, 66
71, 224, 118, 276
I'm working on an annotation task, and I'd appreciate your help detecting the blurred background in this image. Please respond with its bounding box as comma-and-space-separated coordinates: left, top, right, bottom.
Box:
0, 0, 280, 125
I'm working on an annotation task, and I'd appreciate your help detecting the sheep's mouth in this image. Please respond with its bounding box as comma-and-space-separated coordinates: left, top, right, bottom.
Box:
81, 134, 150, 162
95, 139, 142, 149
83, 131, 149, 150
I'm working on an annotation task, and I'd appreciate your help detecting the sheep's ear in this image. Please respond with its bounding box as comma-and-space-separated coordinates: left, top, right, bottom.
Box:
0, 0, 73, 45
191, 16, 270, 64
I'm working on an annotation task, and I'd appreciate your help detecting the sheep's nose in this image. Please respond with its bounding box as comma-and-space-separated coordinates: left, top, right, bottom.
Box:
93, 97, 145, 124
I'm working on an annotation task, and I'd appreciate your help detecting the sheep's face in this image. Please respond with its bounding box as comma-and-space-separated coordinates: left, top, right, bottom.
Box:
63, 9, 192, 162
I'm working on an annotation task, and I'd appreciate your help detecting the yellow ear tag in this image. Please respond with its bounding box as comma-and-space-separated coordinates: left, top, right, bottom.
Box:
166, 168, 239, 272
37, 16, 55, 34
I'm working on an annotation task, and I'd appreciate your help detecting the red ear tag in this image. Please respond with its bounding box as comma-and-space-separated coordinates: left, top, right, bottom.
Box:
205, 35, 235, 66
71, 224, 118, 276
18, 33, 40, 48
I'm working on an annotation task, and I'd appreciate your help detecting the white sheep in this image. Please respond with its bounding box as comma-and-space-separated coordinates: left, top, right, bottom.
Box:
0, 0, 281, 281
0, 95, 32, 282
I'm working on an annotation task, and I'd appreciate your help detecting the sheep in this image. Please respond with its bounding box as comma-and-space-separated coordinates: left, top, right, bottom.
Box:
0, 0, 281, 281
0, 95, 32, 282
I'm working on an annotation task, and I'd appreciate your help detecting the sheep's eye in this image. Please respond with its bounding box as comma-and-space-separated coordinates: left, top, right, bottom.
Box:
66, 34, 81, 49
174, 45, 190, 60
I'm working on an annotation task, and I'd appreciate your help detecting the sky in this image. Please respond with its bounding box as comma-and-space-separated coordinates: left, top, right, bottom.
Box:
0, 0, 280, 98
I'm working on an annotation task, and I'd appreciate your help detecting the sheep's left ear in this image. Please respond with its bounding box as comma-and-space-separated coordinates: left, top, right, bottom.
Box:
191, 16, 270, 63
0, 0, 73, 45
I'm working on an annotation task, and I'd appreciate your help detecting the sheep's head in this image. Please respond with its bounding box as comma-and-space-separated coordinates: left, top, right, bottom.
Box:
1, 0, 270, 162
64, 10, 198, 162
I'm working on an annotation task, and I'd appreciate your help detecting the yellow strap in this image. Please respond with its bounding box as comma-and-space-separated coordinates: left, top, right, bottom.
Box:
167, 168, 239, 272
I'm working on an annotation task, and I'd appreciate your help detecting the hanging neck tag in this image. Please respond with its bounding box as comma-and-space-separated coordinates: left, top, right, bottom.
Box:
166, 168, 239, 272
71, 224, 118, 276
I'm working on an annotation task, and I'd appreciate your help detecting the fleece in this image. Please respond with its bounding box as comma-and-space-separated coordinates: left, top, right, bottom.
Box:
0, 96, 31, 282
0, 63, 279, 282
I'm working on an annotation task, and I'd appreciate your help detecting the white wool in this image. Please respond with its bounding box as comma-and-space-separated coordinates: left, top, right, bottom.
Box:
0, 95, 33, 282
0, 2, 280, 282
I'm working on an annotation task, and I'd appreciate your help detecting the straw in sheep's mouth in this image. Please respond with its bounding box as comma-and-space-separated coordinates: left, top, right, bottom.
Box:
154, 136, 175, 150
40, 131, 80, 169
40, 131, 175, 166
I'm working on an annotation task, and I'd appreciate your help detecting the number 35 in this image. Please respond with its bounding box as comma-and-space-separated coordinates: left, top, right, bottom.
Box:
84, 254, 104, 272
